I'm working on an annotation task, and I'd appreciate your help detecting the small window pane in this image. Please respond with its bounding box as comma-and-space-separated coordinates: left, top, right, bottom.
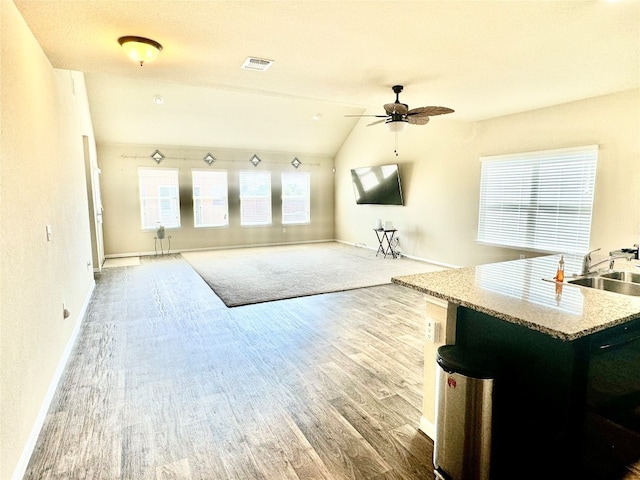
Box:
138, 168, 180, 229
282, 172, 310, 225
240, 171, 272, 226
192, 170, 228, 227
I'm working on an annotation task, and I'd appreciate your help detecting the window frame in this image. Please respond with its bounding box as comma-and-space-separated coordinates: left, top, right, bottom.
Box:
281, 171, 311, 225
138, 167, 181, 230
191, 169, 229, 228
477, 145, 598, 254
239, 170, 272, 227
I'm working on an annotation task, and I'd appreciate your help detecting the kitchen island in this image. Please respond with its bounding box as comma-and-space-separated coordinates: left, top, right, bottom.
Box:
393, 254, 640, 479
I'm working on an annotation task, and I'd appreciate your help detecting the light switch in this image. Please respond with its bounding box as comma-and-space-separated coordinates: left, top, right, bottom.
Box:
46, 225, 53, 242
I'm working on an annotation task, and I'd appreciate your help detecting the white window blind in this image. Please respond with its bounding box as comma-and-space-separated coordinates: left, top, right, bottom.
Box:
282, 172, 310, 225
192, 170, 228, 228
477, 145, 598, 254
138, 167, 180, 229
239, 171, 272, 226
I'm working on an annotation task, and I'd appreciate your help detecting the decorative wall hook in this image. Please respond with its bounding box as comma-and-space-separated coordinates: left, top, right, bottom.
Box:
203, 153, 216, 166
151, 149, 165, 164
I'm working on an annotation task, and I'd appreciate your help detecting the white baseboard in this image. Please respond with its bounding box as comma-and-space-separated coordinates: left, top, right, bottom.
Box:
104, 239, 461, 270
336, 239, 459, 269
400, 253, 459, 270
12, 281, 96, 480
420, 415, 436, 440
104, 239, 337, 259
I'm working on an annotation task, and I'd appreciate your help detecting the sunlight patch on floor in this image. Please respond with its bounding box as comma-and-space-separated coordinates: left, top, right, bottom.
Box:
103, 257, 140, 268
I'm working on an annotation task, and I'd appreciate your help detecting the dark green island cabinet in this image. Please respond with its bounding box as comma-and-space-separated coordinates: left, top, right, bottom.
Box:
393, 254, 640, 480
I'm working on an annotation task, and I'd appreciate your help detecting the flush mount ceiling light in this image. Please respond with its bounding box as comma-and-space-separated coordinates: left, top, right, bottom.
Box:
291, 157, 302, 169
118, 36, 163, 66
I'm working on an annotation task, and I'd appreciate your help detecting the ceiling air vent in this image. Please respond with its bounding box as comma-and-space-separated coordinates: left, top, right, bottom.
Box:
241, 57, 274, 72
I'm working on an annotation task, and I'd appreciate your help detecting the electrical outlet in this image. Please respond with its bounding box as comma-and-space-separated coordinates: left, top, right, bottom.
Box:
425, 319, 440, 343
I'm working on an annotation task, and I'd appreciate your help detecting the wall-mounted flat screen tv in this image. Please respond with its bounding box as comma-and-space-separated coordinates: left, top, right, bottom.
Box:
350, 164, 404, 205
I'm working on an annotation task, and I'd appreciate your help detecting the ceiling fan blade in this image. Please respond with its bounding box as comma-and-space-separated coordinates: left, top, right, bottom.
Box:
407, 106, 454, 117
366, 118, 388, 127
384, 103, 408, 115
407, 116, 430, 125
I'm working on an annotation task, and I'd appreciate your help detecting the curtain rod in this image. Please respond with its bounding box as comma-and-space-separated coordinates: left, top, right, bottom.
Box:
118, 154, 321, 167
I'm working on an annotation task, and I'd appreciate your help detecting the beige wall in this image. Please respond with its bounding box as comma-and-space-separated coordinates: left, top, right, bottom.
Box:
335, 89, 640, 268
2, 1, 638, 476
98, 143, 335, 256
0, 3, 97, 479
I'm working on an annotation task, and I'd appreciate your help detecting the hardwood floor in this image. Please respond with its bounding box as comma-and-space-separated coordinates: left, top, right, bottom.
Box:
25, 254, 435, 479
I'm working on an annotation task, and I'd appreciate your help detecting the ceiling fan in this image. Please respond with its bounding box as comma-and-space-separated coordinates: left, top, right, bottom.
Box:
347, 85, 454, 132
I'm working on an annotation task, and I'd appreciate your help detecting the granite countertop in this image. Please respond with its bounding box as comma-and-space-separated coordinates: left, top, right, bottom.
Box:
392, 254, 640, 341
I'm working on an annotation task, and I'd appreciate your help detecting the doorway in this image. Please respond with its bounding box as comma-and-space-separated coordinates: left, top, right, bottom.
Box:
83, 135, 105, 272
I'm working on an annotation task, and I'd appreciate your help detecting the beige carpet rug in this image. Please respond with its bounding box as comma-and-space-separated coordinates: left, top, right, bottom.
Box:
181, 242, 443, 307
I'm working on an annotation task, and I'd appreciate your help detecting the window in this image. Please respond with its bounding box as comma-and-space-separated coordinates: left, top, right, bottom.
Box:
282, 172, 310, 225
192, 170, 228, 227
239, 171, 272, 226
138, 168, 180, 229
477, 145, 598, 254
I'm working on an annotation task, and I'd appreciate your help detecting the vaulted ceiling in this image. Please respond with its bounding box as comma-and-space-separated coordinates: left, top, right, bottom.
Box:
14, 0, 640, 156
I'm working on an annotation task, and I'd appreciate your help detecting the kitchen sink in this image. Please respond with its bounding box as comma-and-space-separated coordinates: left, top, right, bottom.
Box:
568, 276, 640, 296
600, 271, 640, 284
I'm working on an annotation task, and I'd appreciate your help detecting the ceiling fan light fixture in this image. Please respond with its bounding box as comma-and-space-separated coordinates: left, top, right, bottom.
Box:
344, 85, 453, 155
386, 120, 408, 133
118, 36, 163, 66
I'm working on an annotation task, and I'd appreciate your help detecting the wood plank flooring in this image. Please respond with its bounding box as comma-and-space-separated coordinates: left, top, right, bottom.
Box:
24, 254, 435, 479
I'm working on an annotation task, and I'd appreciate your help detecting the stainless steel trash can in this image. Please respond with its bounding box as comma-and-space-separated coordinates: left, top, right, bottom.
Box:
434, 345, 496, 480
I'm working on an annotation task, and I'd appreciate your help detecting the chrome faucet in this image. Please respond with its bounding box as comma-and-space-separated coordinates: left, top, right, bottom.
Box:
581, 248, 635, 275
581, 248, 601, 275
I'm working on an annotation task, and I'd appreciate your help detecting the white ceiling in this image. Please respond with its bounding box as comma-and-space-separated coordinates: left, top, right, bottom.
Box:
14, 0, 640, 157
